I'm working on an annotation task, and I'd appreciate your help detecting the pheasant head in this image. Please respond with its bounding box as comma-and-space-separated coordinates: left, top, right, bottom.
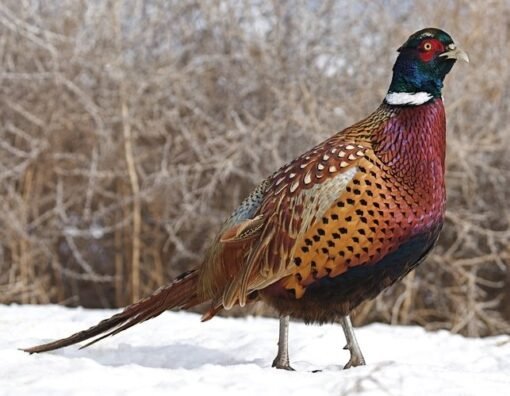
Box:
386, 28, 469, 105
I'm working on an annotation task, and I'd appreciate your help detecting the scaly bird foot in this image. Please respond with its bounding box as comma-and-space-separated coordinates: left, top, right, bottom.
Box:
272, 355, 295, 371
343, 343, 366, 369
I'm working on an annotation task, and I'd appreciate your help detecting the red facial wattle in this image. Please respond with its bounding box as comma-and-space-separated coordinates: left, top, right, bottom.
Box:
418, 39, 445, 62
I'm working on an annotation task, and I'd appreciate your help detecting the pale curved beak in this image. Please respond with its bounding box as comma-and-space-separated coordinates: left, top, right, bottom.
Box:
439, 47, 469, 63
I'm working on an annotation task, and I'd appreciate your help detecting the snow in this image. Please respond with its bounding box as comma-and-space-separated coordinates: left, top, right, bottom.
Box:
1, 305, 509, 396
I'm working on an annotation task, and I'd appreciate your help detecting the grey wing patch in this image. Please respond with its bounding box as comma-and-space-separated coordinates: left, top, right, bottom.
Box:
224, 178, 270, 228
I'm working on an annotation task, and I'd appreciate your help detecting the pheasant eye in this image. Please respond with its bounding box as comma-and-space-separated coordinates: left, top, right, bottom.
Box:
423, 42, 432, 51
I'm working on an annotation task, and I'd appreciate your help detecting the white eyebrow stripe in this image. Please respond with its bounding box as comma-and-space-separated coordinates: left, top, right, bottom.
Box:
419, 32, 434, 39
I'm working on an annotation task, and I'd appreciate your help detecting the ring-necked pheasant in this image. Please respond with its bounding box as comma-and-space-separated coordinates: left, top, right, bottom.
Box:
23, 28, 468, 370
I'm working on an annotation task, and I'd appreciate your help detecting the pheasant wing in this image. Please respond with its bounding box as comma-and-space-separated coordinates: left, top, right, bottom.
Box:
222, 140, 371, 308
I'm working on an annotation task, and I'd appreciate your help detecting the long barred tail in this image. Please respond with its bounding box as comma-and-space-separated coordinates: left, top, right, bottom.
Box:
23, 269, 201, 353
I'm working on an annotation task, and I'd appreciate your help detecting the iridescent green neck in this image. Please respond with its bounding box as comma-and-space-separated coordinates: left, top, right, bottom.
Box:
388, 59, 444, 98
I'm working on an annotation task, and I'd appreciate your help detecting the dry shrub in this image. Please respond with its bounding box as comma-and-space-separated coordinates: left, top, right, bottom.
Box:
0, 0, 509, 336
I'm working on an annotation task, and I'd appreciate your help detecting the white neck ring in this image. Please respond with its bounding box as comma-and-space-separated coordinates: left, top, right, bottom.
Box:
385, 91, 433, 106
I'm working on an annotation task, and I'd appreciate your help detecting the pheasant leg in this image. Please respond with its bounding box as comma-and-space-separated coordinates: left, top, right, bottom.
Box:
340, 315, 366, 369
272, 316, 294, 370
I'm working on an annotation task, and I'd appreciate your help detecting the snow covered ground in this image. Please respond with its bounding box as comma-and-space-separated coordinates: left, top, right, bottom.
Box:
1, 305, 509, 396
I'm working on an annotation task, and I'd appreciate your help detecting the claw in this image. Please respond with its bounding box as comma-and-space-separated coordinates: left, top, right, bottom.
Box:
343, 341, 366, 369
343, 353, 366, 370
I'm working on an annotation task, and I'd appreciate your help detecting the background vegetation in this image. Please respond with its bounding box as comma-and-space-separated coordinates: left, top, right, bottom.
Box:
1, 0, 509, 336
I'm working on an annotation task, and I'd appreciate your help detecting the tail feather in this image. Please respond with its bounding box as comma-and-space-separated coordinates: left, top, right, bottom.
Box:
22, 269, 201, 353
